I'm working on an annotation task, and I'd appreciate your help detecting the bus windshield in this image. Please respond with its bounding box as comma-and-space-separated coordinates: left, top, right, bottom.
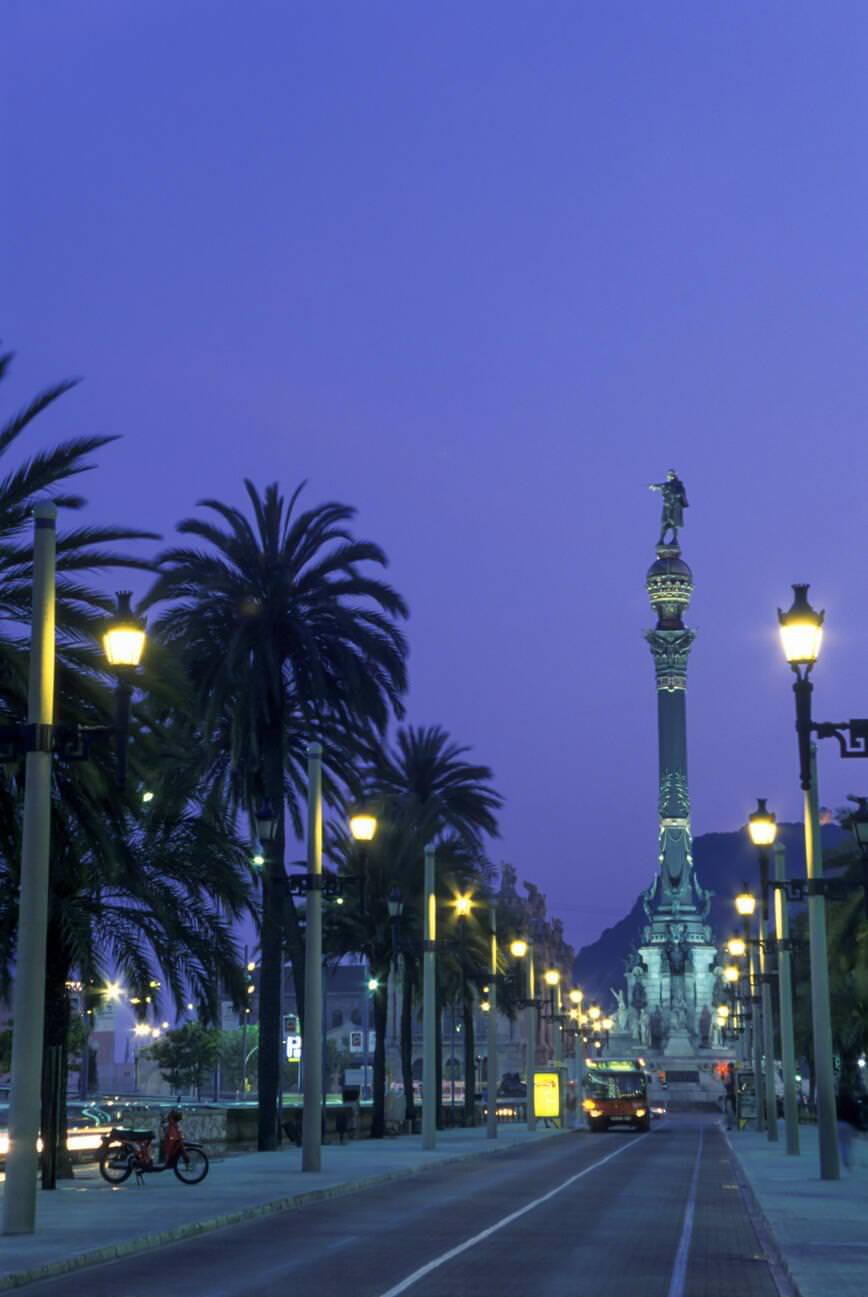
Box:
586, 1071, 645, 1100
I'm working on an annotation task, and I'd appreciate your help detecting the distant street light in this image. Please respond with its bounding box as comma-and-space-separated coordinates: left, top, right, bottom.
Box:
747, 802, 779, 1145
734, 890, 764, 1134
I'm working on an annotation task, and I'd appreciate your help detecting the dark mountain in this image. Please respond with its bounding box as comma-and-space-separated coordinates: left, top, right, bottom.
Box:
572, 822, 849, 1002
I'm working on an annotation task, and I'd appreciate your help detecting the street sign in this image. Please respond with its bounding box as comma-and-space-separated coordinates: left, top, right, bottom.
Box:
285, 1034, 302, 1061
349, 1030, 376, 1053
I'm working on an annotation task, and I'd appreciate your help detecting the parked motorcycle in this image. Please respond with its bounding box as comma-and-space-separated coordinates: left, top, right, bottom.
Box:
98, 1107, 209, 1185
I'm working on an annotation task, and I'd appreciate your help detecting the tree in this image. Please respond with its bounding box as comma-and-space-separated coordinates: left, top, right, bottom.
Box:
147, 1023, 220, 1096
363, 726, 502, 1126
145, 481, 408, 1149
0, 352, 162, 1179
327, 726, 503, 1135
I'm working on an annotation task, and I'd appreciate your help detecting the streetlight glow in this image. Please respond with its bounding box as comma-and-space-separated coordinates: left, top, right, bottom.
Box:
727, 936, 747, 957
349, 813, 378, 842
509, 939, 528, 959
568, 988, 583, 1006
543, 969, 560, 987
453, 893, 473, 917
735, 890, 757, 917
723, 965, 740, 983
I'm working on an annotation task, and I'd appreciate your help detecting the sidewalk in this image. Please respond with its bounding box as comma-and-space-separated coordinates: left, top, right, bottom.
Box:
0, 1124, 568, 1291
727, 1124, 868, 1297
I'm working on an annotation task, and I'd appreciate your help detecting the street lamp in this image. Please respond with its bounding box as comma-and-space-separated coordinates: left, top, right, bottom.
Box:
349, 812, 378, 842
568, 989, 586, 1125
723, 965, 740, 984
4, 515, 157, 1234
775, 582, 868, 1178
507, 937, 535, 1131
422, 844, 437, 1150
103, 591, 148, 791
747, 801, 779, 1145
734, 890, 763, 1133
727, 936, 747, 958
748, 798, 777, 849
454, 894, 474, 920
254, 800, 279, 844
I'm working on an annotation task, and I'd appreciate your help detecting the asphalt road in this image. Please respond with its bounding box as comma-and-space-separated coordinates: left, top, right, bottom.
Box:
20, 1115, 781, 1297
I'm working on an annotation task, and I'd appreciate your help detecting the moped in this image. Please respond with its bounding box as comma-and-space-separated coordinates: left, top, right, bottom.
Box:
98, 1107, 209, 1185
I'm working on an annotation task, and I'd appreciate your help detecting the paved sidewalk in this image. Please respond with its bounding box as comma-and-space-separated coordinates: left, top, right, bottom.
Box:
727, 1124, 868, 1297
0, 1124, 569, 1291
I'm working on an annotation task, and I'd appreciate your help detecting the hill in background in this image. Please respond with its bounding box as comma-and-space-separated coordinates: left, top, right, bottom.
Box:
572, 821, 848, 1005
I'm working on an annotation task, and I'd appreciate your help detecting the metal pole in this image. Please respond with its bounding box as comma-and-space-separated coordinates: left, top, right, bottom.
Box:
805, 745, 840, 1179
302, 742, 323, 1172
362, 960, 370, 1100
747, 917, 764, 1132
553, 982, 563, 1125
241, 944, 248, 1098
4, 503, 56, 1236
575, 1021, 586, 1129
526, 940, 537, 1131
486, 908, 498, 1140
774, 843, 800, 1156
758, 850, 778, 1143
422, 844, 436, 1150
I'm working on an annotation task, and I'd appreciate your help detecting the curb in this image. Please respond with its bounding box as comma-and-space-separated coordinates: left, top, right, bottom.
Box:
721, 1125, 803, 1297
0, 1128, 571, 1292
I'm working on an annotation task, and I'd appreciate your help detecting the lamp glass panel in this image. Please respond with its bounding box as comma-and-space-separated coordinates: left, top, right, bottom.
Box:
748, 817, 777, 847
349, 813, 377, 842
103, 626, 146, 667
779, 621, 823, 666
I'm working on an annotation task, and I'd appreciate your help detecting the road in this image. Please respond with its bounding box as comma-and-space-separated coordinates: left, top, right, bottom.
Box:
20, 1115, 781, 1297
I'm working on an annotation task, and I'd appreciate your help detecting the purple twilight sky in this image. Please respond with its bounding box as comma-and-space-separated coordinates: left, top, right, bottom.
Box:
4, 3, 868, 951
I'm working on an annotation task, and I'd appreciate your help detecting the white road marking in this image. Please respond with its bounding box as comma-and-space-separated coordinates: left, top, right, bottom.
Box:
374, 1135, 648, 1297
667, 1129, 704, 1297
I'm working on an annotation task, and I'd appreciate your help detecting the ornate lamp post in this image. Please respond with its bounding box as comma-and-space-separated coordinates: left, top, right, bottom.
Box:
569, 988, 586, 1126
747, 801, 779, 1143
772, 842, 800, 1155
777, 584, 849, 1178
735, 888, 763, 1132
422, 844, 437, 1150
509, 938, 536, 1131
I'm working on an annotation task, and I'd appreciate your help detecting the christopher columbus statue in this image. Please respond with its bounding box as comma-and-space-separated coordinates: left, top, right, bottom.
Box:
649, 470, 688, 546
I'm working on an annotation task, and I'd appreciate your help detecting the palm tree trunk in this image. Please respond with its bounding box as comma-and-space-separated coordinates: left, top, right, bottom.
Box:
400, 963, 415, 1127
371, 965, 388, 1138
463, 992, 475, 1127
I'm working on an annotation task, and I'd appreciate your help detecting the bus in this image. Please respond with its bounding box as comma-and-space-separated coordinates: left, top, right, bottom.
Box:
583, 1058, 650, 1132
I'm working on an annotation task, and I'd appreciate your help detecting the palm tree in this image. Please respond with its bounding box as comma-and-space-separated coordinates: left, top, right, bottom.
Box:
0, 353, 162, 1177
340, 726, 503, 1130
144, 481, 408, 1149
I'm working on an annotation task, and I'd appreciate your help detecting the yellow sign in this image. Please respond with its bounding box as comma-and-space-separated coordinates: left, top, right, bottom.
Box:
533, 1071, 560, 1119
